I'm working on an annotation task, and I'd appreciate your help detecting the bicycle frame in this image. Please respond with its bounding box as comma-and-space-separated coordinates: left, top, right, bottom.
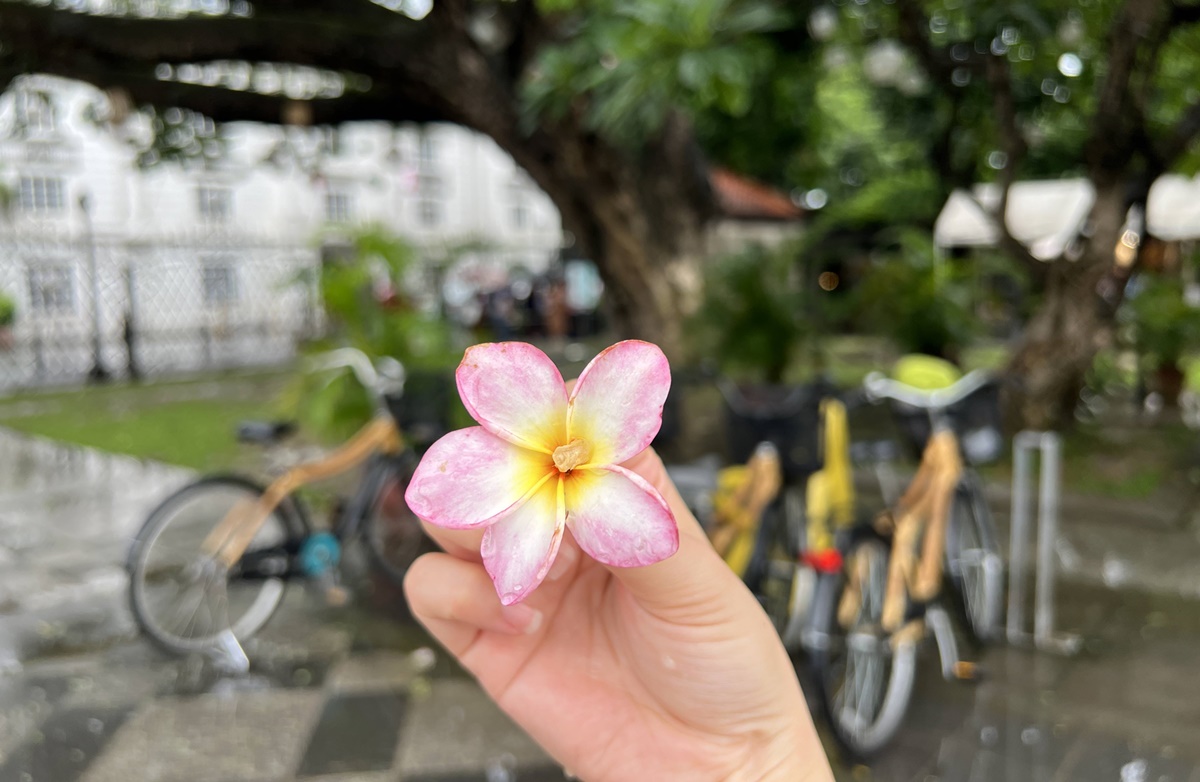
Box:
842, 427, 964, 645
201, 415, 404, 568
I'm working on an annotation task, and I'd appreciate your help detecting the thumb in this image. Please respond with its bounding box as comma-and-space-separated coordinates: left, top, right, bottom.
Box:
604, 447, 755, 620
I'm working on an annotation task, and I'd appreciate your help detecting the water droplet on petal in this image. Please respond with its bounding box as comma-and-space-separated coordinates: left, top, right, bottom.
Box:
86, 718, 104, 734
661, 655, 677, 670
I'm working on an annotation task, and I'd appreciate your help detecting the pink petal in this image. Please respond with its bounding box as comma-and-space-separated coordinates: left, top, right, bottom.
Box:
563, 465, 678, 567
481, 476, 564, 605
568, 340, 670, 466
457, 343, 568, 453
405, 427, 553, 530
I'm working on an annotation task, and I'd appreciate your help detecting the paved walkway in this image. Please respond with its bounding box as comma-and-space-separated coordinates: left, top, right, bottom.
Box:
2, 429, 1200, 781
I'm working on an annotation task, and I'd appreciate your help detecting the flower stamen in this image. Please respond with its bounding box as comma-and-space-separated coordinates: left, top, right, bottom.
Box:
553, 438, 593, 473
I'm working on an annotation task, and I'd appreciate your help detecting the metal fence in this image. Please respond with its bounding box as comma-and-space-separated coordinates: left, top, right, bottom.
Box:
0, 233, 321, 391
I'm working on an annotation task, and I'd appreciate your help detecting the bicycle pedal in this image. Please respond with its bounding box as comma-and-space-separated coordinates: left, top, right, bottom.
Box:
953, 660, 982, 681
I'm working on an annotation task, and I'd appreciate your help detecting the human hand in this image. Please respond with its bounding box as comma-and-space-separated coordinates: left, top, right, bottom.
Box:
404, 444, 834, 782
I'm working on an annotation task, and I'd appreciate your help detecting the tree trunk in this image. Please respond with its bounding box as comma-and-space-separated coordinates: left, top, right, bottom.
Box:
496, 113, 712, 362
1004, 183, 1129, 430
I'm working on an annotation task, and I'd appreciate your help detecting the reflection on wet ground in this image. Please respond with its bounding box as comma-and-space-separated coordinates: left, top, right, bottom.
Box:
2, 429, 1200, 781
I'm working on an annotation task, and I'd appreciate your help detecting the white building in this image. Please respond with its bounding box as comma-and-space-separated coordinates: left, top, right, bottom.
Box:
0, 75, 564, 389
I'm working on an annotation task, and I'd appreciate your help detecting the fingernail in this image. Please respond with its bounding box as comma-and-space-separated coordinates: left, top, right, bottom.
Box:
548, 543, 577, 582
501, 603, 543, 635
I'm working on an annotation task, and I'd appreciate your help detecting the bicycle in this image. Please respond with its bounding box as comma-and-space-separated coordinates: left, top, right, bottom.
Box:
808, 367, 1006, 759
126, 348, 433, 671
666, 375, 854, 643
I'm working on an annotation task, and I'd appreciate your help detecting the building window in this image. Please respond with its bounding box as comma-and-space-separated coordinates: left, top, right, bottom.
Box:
325, 191, 353, 223
202, 263, 239, 305
17, 176, 65, 213
416, 173, 442, 227
418, 199, 441, 226
27, 265, 74, 315
14, 89, 56, 137
418, 133, 436, 166
197, 186, 232, 222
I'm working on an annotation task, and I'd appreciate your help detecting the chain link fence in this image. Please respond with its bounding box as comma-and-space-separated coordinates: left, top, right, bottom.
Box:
0, 233, 321, 391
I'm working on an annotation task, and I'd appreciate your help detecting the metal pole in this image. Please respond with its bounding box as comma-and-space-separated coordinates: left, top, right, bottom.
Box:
79, 194, 109, 383
1007, 432, 1033, 643
1007, 430, 1081, 655
1034, 433, 1061, 645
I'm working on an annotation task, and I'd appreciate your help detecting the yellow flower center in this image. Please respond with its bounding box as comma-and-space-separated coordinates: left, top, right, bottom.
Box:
552, 438, 593, 473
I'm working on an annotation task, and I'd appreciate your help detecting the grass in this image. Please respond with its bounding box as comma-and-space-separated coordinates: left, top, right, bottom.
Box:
0, 370, 292, 472
0, 338, 1190, 504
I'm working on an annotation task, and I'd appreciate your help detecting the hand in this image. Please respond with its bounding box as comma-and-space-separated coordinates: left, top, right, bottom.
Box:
404, 445, 835, 782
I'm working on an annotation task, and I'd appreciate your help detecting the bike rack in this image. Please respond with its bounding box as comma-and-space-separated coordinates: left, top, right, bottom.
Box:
1007, 431, 1082, 655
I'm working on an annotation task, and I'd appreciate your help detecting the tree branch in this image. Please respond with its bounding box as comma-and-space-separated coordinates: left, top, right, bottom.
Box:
1171, 1, 1200, 25
1085, 0, 1174, 177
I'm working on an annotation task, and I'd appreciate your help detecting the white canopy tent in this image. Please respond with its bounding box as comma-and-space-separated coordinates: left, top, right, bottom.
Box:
933, 179, 1095, 260
934, 175, 1200, 259
1147, 175, 1200, 242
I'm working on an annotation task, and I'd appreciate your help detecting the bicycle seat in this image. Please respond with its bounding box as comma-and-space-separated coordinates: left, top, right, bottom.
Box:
235, 420, 297, 445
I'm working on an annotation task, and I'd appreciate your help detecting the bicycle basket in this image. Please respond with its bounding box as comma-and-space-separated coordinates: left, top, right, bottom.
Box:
890, 380, 1004, 465
385, 369, 454, 450
722, 382, 825, 485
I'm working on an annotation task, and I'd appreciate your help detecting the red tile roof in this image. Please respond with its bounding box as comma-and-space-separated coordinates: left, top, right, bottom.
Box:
710, 167, 805, 221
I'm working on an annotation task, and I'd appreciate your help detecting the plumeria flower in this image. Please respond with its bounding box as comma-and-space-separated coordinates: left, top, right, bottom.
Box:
405, 340, 679, 605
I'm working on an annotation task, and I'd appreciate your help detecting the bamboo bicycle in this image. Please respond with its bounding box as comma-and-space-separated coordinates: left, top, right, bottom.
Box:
667, 376, 853, 642
126, 348, 432, 670
809, 368, 1005, 758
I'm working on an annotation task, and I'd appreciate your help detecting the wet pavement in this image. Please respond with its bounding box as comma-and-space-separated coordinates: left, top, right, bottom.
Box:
2, 429, 1200, 781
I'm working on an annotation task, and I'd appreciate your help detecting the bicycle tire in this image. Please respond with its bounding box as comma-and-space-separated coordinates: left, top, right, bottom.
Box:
361, 457, 435, 588
810, 527, 917, 760
127, 475, 309, 655
944, 480, 1004, 644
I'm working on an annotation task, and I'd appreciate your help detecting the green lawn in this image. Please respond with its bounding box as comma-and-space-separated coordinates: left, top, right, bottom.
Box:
0, 371, 292, 472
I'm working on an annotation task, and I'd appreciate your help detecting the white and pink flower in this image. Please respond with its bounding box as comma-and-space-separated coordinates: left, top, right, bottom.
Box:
405, 340, 679, 605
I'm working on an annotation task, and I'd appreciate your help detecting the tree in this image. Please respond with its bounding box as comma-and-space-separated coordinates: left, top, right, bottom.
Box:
5, 1, 1200, 428
816, 0, 1200, 427
0, 0, 798, 361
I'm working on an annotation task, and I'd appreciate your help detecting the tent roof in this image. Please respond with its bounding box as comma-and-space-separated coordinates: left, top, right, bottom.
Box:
933, 178, 1095, 260
1147, 175, 1200, 241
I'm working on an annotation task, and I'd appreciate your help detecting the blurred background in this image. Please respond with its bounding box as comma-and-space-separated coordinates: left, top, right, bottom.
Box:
0, 0, 1199, 780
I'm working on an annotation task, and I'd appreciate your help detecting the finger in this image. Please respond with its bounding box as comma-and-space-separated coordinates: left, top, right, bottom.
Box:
620, 446, 709, 542
420, 521, 483, 562
404, 552, 544, 657
606, 447, 745, 619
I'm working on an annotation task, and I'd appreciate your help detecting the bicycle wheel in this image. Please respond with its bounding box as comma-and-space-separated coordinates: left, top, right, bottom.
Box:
128, 476, 306, 655
362, 460, 432, 587
758, 507, 797, 639
945, 481, 1004, 643
811, 530, 917, 759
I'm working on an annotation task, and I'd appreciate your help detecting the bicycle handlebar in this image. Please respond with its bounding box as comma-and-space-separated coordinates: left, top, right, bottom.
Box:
863, 369, 992, 410
308, 348, 406, 407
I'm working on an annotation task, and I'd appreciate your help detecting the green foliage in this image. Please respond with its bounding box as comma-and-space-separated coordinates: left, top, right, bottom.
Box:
0, 291, 15, 326
134, 106, 227, 169
692, 242, 806, 383
854, 230, 975, 359
523, 0, 789, 147
1125, 276, 1200, 366
284, 227, 459, 442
